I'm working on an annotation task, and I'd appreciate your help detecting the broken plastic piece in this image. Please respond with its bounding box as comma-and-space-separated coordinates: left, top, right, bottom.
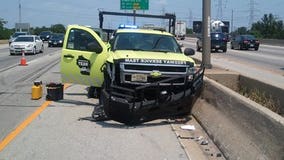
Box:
180, 125, 195, 130
200, 140, 209, 145
196, 136, 203, 141
216, 153, 222, 157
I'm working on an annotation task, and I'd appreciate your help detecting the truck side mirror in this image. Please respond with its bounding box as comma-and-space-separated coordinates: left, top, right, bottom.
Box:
87, 42, 103, 54
184, 48, 195, 56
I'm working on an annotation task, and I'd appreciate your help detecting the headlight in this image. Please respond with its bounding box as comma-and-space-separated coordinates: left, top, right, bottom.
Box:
49, 40, 52, 43
187, 67, 195, 81
10, 45, 14, 48
187, 67, 195, 74
27, 44, 34, 48
188, 75, 194, 81
59, 40, 62, 43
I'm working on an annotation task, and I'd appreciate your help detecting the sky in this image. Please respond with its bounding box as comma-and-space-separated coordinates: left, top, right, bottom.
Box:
1, 0, 284, 31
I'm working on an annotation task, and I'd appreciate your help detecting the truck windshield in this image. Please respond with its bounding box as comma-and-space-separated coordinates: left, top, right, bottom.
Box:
112, 33, 182, 53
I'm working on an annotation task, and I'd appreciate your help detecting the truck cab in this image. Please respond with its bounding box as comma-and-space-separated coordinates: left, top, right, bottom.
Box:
61, 25, 204, 124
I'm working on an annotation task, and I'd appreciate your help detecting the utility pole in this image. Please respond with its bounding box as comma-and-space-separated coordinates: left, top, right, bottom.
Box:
161, 7, 165, 26
133, 10, 136, 25
217, 0, 223, 20
231, 9, 234, 32
189, 9, 192, 28
19, 0, 22, 31
249, 0, 255, 28
202, 0, 212, 69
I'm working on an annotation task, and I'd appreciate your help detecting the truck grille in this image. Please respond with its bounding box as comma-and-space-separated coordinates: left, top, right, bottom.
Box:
120, 62, 189, 85
124, 65, 186, 72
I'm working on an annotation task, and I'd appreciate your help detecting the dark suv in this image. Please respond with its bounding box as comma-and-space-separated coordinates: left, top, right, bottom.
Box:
196, 32, 227, 53
39, 31, 53, 41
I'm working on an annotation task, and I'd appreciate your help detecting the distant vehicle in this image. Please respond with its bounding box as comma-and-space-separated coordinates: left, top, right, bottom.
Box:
9, 35, 44, 55
175, 21, 186, 40
231, 35, 260, 51
196, 32, 227, 53
48, 33, 64, 47
39, 31, 53, 41
9, 32, 28, 45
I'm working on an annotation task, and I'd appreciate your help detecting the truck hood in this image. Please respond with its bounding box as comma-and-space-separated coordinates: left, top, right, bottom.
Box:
107, 50, 196, 65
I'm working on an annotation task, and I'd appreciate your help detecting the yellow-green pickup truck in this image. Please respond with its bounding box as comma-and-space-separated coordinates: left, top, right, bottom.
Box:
61, 25, 204, 124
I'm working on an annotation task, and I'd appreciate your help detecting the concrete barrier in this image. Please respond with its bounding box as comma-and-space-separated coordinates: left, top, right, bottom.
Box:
193, 77, 284, 160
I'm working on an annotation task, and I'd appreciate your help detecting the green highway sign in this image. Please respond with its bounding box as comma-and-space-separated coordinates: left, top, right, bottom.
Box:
120, 0, 149, 10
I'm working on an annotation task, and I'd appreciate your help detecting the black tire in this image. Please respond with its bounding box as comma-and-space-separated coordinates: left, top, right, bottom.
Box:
40, 45, 44, 53
87, 86, 98, 98
196, 44, 201, 52
33, 47, 36, 55
231, 44, 234, 49
255, 47, 259, 51
223, 47, 227, 53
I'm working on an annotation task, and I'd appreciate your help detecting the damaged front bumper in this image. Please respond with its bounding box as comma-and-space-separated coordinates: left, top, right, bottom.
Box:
101, 67, 205, 124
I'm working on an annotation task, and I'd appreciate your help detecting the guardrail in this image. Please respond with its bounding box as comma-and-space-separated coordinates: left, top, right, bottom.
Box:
193, 75, 284, 160
259, 38, 284, 46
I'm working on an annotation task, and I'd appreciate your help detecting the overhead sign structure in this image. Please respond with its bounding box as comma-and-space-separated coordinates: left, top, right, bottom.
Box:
120, 0, 149, 10
15, 23, 30, 32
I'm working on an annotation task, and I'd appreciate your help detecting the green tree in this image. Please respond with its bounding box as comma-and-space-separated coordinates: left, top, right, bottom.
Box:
0, 17, 7, 28
251, 13, 284, 39
50, 24, 66, 33
186, 28, 193, 34
231, 27, 248, 37
0, 17, 12, 39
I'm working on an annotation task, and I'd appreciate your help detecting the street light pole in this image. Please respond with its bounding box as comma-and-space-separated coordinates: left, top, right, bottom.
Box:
202, 0, 212, 69
133, 10, 136, 25
19, 0, 22, 32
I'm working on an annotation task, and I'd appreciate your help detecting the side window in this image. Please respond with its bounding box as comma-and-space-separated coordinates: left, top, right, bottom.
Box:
67, 29, 102, 52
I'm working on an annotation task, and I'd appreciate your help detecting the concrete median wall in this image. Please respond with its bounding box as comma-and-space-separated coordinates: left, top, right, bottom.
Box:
193, 77, 284, 160
239, 76, 284, 115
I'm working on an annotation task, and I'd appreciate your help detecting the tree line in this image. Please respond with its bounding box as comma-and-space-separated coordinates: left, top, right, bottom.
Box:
0, 19, 65, 40
231, 13, 284, 39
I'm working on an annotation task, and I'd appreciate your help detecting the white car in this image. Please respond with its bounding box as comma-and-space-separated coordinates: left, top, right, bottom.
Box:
10, 35, 44, 55
8, 32, 28, 45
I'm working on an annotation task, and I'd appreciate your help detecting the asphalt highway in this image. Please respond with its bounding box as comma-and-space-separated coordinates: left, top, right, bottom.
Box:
181, 38, 284, 89
0, 38, 283, 159
0, 43, 224, 160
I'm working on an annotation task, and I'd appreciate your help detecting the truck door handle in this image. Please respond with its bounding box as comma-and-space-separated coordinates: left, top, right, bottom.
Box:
64, 54, 74, 59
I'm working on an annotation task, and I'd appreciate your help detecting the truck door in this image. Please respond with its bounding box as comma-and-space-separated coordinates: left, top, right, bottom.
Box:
61, 25, 109, 87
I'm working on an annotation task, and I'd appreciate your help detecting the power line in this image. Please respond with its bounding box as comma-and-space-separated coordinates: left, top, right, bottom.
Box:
249, 0, 258, 28
217, 0, 223, 19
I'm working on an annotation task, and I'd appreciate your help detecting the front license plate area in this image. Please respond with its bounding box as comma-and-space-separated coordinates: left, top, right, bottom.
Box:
131, 74, 147, 82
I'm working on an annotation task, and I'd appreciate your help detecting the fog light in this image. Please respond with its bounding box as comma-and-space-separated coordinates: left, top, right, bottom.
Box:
188, 75, 193, 81
160, 90, 167, 95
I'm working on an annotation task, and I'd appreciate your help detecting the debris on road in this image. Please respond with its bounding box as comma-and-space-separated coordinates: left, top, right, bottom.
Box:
200, 140, 209, 145
180, 125, 195, 131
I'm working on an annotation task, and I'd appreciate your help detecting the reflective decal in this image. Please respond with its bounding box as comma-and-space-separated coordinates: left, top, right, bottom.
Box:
77, 55, 91, 75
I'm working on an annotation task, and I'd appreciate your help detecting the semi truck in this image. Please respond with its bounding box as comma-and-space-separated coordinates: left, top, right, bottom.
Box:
175, 21, 186, 40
